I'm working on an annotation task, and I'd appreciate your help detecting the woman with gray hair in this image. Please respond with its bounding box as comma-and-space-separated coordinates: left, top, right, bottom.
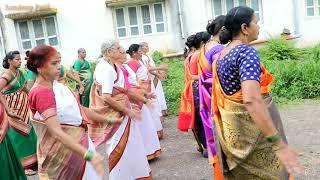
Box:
88, 40, 152, 180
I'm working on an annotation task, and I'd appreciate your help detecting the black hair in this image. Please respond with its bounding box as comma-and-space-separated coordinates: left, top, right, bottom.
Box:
126, 44, 140, 57
184, 34, 202, 58
194, 32, 203, 49
206, 15, 226, 36
201, 31, 211, 44
219, 6, 255, 43
3, 51, 20, 69
25, 50, 30, 61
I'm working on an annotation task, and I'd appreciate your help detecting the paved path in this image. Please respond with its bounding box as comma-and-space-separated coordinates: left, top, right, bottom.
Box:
29, 100, 320, 179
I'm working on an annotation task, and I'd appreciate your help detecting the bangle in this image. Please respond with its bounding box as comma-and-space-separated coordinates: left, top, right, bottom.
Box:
84, 150, 93, 161
266, 131, 281, 143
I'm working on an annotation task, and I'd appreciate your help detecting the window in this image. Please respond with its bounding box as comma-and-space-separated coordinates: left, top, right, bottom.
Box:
114, 2, 166, 38
212, 0, 262, 20
306, 0, 320, 16
15, 16, 59, 50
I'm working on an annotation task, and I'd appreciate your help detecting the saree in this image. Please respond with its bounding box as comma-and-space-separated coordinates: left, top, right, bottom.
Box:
198, 45, 224, 164
212, 61, 291, 180
121, 65, 161, 160
177, 53, 195, 131
73, 59, 93, 107
29, 82, 100, 179
1, 70, 37, 169
0, 104, 27, 180
90, 61, 151, 179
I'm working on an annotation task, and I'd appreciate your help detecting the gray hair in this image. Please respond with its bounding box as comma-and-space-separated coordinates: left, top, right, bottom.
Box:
101, 39, 118, 55
77, 48, 86, 54
139, 42, 148, 48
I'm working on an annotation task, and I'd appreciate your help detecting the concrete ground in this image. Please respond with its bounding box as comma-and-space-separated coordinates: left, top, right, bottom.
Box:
29, 100, 320, 180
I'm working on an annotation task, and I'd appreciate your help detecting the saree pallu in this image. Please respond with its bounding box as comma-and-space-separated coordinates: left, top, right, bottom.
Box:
212, 61, 291, 180
178, 55, 195, 132
0, 105, 27, 180
31, 120, 89, 179
2, 71, 37, 169
89, 81, 151, 179
89, 81, 131, 171
198, 45, 224, 164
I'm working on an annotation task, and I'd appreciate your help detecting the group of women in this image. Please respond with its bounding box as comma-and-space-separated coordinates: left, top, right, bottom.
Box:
0, 38, 168, 179
179, 6, 304, 180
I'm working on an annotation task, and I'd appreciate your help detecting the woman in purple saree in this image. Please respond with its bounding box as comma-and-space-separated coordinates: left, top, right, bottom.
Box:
198, 15, 227, 165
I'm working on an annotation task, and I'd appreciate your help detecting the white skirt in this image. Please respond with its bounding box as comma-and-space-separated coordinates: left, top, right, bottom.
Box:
106, 117, 151, 180
148, 86, 163, 132
82, 136, 102, 180
136, 105, 161, 158
155, 80, 167, 111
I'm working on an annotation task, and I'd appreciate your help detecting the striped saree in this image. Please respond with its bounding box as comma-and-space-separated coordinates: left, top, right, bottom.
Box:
1, 70, 37, 169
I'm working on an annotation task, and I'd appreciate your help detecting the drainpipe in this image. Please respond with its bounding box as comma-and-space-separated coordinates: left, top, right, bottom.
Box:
177, 0, 185, 39
0, 9, 8, 54
292, 0, 300, 35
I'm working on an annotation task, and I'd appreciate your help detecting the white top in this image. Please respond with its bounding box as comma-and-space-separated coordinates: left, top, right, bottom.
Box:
53, 81, 82, 126
94, 59, 125, 94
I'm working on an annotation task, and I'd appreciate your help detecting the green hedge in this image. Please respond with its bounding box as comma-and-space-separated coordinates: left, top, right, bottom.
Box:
160, 39, 320, 116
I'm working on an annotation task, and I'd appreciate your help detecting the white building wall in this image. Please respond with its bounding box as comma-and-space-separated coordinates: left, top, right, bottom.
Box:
295, 0, 320, 47
255, 0, 295, 39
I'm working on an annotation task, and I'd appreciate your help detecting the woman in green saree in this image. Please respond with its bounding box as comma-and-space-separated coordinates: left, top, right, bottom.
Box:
73, 48, 93, 107
0, 102, 27, 180
0, 51, 37, 175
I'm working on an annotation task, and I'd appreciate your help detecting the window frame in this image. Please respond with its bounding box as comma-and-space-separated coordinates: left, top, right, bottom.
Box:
305, 0, 320, 17
211, 0, 263, 22
15, 15, 60, 51
113, 2, 167, 39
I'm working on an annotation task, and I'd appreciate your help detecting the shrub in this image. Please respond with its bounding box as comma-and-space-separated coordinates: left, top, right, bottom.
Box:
259, 38, 302, 61
151, 50, 163, 64
161, 58, 184, 115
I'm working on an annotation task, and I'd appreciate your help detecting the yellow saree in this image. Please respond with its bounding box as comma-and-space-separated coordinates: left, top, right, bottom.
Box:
212, 61, 292, 180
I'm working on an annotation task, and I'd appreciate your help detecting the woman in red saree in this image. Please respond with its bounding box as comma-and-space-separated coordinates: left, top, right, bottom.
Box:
27, 45, 106, 179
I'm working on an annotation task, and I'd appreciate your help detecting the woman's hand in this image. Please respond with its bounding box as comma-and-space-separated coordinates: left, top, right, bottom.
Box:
125, 108, 141, 120
90, 152, 105, 177
275, 141, 304, 175
147, 92, 156, 99
79, 84, 84, 95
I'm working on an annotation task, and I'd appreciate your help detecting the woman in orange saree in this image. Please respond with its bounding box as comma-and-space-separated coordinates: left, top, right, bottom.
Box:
211, 6, 303, 180
178, 34, 207, 155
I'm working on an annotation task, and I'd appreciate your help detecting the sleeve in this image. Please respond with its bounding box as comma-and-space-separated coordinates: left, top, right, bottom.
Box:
73, 60, 82, 71
30, 87, 57, 121
97, 64, 116, 94
239, 47, 261, 83
189, 53, 199, 75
